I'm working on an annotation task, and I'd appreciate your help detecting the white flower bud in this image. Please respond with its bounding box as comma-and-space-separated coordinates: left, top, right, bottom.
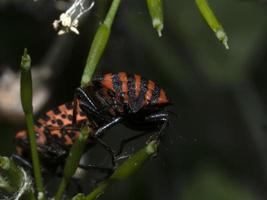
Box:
52, 0, 94, 35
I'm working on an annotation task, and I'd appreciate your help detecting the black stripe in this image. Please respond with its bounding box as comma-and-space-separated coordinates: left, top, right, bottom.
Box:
130, 77, 148, 112
56, 119, 64, 126
40, 113, 50, 121
52, 106, 61, 115
67, 130, 76, 138
44, 126, 65, 146
112, 73, 122, 94
67, 114, 73, 121
65, 102, 73, 110
127, 74, 136, 101
79, 111, 86, 117
43, 127, 52, 139
35, 121, 43, 128
140, 77, 148, 99
151, 83, 161, 104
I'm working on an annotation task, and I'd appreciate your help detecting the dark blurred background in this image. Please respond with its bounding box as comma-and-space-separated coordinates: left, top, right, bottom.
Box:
1, 0, 267, 199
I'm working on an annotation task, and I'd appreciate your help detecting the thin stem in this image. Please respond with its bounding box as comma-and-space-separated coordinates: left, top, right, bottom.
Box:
80, 0, 121, 87
55, 178, 68, 200
25, 114, 45, 199
54, 126, 90, 200
103, 0, 121, 28
20, 49, 45, 199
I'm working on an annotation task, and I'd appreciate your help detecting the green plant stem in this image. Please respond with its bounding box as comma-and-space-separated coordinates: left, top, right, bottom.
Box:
20, 49, 45, 199
78, 140, 159, 200
103, 0, 121, 27
195, 0, 229, 49
146, 0, 164, 37
25, 114, 45, 198
80, 0, 121, 87
55, 178, 68, 200
54, 127, 90, 200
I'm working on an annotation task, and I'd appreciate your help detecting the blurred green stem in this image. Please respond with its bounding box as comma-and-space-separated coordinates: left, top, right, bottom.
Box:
54, 127, 90, 200
20, 49, 45, 199
80, 0, 121, 87
195, 0, 229, 49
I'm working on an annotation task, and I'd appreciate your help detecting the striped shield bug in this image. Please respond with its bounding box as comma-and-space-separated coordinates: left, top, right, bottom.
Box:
74, 72, 171, 154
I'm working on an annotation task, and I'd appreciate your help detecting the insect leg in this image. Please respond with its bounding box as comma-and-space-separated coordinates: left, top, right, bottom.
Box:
94, 117, 123, 137
11, 154, 33, 170
115, 111, 168, 157
116, 131, 152, 156
75, 87, 110, 123
73, 92, 80, 125
144, 111, 169, 139
144, 111, 169, 122
74, 87, 99, 123
78, 164, 114, 185
92, 136, 117, 169
75, 87, 98, 111
79, 117, 122, 174
78, 164, 114, 173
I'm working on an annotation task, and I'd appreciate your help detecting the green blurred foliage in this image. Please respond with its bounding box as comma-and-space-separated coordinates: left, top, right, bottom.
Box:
182, 166, 257, 200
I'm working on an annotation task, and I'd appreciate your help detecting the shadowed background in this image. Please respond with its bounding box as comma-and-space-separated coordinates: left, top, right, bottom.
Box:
1, 0, 267, 199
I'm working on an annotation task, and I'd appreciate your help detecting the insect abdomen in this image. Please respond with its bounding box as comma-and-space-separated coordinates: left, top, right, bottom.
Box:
95, 72, 170, 111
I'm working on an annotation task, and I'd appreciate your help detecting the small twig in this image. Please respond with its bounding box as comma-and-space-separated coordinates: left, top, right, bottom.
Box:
20, 49, 45, 200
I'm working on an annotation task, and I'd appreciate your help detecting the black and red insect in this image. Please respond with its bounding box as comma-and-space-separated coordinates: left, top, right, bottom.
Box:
14, 102, 96, 169
14, 72, 171, 170
74, 72, 171, 150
